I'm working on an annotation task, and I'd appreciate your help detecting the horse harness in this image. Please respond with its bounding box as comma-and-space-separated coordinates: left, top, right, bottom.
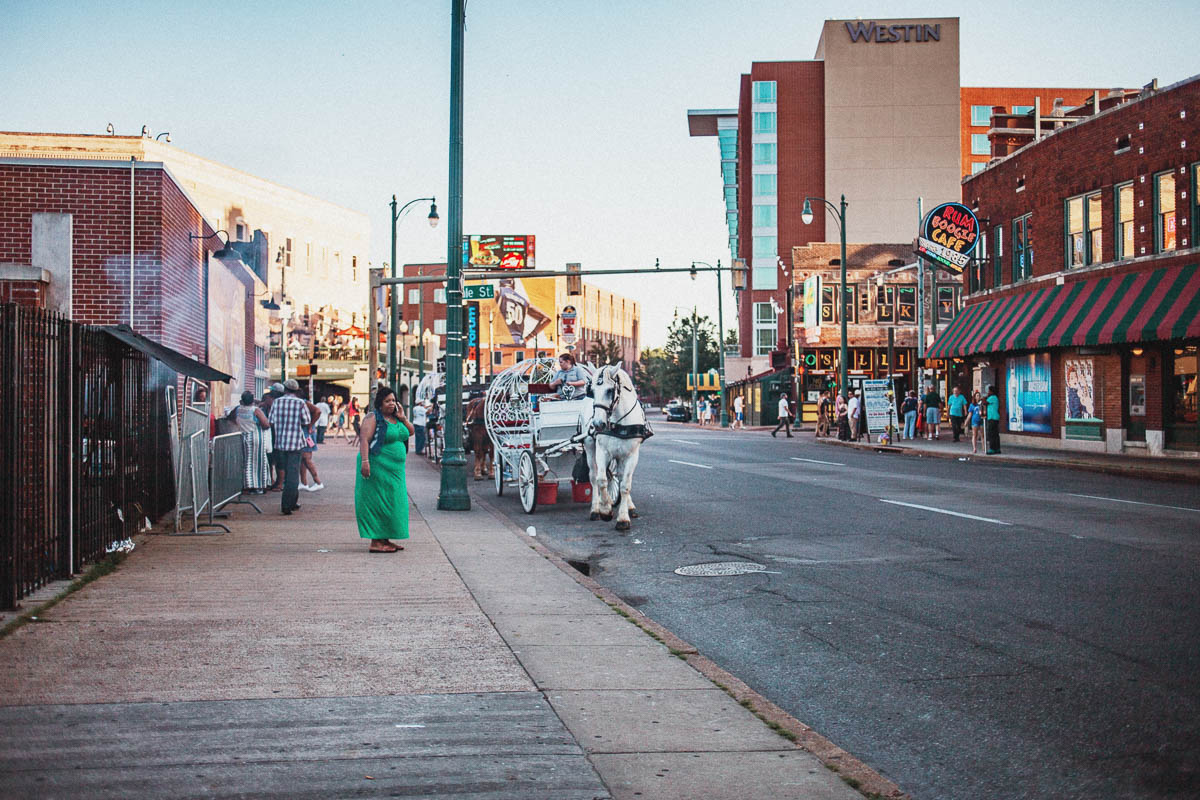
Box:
587, 370, 654, 441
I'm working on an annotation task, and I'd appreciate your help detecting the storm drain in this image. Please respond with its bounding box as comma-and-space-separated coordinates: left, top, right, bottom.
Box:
674, 561, 766, 577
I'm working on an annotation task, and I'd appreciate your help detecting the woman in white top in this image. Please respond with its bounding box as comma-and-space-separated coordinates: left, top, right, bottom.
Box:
232, 391, 271, 492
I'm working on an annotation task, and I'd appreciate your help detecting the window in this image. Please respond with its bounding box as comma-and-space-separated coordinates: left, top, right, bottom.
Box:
334, 251, 341, 276
876, 285, 895, 322
752, 142, 776, 165
1193, 163, 1200, 245
514, 351, 525, 363
752, 236, 776, 258
993, 226, 1004, 286
752, 112, 776, 134
1087, 194, 1103, 264
753, 302, 776, 356
971, 133, 990, 155
434, 288, 447, 303
818, 285, 855, 323
841, 285, 857, 323
492, 350, 503, 366
1012, 105, 1033, 115
752, 205, 777, 227
1155, 171, 1177, 252
1013, 214, 1033, 280
284, 238, 293, 268
408, 288, 420, 304
970, 105, 992, 126
434, 319, 447, 335
1066, 196, 1085, 266
897, 286, 916, 323
752, 80, 776, 104
937, 286, 957, 323
235, 223, 246, 240
1068, 192, 1105, 267
351, 255, 358, 281
305, 241, 312, 273
755, 302, 774, 323
752, 174, 776, 196
1115, 182, 1134, 260
971, 162, 987, 175
755, 328, 775, 355
858, 286, 871, 318
321, 246, 329, 276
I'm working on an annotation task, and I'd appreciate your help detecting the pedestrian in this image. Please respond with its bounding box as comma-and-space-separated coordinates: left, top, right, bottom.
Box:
262, 382, 286, 492
411, 398, 428, 454
836, 392, 850, 440
465, 390, 494, 480
355, 386, 415, 553
968, 390, 985, 454
847, 389, 862, 441
268, 378, 311, 515
347, 397, 363, 444
947, 386, 968, 443
330, 395, 344, 437
299, 392, 324, 493
985, 384, 1002, 454
922, 384, 943, 440
426, 398, 441, 456
901, 390, 919, 440
732, 393, 744, 430
231, 390, 271, 493
816, 390, 831, 438
771, 391, 793, 437
315, 396, 331, 444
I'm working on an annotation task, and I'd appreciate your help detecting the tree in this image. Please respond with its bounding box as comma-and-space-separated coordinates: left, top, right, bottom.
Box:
636, 347, 670, 404
661, 311, 720, 401
588, 337, 624, 366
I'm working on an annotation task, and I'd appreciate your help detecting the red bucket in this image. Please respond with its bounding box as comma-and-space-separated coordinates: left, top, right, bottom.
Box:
536, 482, 559, 504
571, 481, 592, 503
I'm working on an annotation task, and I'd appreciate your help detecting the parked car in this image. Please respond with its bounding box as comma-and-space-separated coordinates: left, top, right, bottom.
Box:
665, 400, 691, 422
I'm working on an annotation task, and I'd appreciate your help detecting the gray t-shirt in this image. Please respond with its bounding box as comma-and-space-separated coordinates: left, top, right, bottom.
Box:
554, 365, 587, 398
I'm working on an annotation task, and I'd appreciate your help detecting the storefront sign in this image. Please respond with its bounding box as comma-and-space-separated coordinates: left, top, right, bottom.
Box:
1064, 358, 1099, 421
845, 21, 941, 43
916, 203, 979, 274
560, 305, 578, 345
803, 275, 819, 327
1006, 353, 1052, 433
463, 235, 536, 269
863, 379, 893, 436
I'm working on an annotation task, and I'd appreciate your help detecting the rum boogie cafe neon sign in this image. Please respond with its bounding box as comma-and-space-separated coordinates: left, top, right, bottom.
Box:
846, 21, 941, 43
916, 202, 979, 274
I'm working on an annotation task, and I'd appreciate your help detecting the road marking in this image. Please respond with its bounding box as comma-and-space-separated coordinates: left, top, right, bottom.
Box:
670, 439, 701, 445
1067, 493, 1200, 513
669, 459, 712, 470
790, 457, 845, 466
879, 499, 1012, 526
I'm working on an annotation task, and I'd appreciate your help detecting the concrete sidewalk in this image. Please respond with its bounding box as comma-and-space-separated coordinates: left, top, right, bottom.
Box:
0, 444, 892, 799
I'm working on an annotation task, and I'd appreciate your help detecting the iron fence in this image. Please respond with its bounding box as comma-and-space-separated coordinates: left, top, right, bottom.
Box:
0, 304, 175, 609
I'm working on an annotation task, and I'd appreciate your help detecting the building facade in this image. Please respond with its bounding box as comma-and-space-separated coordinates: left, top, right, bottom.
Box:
930, 75, 1200, 455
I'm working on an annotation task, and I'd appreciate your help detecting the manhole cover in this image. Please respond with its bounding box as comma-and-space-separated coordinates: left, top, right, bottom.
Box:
674, 561, 766, 577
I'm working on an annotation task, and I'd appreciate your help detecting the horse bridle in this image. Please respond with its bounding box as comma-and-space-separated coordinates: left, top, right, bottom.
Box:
589, 369, 637, 429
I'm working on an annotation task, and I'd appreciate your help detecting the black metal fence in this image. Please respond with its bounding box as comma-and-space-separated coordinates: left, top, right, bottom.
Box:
0, 304, 175, 609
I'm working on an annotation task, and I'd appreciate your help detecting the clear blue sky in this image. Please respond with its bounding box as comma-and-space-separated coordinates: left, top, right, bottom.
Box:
2, 0, 1196, 346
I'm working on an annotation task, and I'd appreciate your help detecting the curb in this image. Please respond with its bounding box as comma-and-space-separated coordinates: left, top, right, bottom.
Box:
814, 437, 1197, 482
460, 463, 909, 800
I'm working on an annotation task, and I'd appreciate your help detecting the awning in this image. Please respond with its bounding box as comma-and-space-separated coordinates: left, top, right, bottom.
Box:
99, 325, 233, 382
929, 263, 1200, 358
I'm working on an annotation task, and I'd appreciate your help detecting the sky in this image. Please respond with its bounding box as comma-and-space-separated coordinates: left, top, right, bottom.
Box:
2, 0, 1197, 347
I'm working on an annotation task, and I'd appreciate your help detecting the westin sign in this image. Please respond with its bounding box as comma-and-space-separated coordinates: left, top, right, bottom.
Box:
846, 21, 941, 43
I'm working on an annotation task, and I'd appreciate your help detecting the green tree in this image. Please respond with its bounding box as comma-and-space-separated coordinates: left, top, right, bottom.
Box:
588, 337, 624, 366
662, 311, 720, 401
636, 347, 670, 404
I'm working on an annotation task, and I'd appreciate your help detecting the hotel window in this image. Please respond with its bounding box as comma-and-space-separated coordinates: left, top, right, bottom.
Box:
753, 174, 777, 196
876, 285, 895, 323
752, 265, 776, 291
334, 251, 341, 276
752, 236, 776, 258
752, 142, 777, 165
752, 205, 777, 227
321, 246, 329, 276
1115, 182, 1134, 259
970, 105, 992, 126
1012, 105, 1034, 115
752, 80, 776, 104
971, 162, 987, 175
993, 226, 1004, 286
753, 302, 775, 356
1155, 171, 1177, 252
408, 288, 420, 304
896, 286, 916, 323
434, 288, 447, 303
284, 238, 293, 268
1013, 214, 1033, 280
971, 134, 990, 156
752, 112, 776, 134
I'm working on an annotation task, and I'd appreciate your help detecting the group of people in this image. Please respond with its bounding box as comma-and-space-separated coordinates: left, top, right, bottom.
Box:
899, 384, 1002, 454
230, 379, 326, 516
696, 394, 721, 426
813, 388, 866, 442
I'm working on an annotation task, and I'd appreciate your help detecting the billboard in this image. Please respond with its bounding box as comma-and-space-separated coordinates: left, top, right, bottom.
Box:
1006, 353, 1052, 433
802, 275, 819, 327
1064, 358, 1099, 422
463, 235, 536, 270
916, 202, 979, 274
486, 276, 556, 348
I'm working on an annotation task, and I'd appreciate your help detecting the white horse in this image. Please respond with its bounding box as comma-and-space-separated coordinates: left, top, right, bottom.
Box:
584, 365, 652, 531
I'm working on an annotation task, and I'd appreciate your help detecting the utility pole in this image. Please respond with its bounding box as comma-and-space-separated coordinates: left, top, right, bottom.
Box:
690, 307, 699, 418
917, 197, 926, 393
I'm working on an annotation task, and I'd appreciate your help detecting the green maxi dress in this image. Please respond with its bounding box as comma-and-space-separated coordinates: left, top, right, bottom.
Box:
355, 420, 410, 541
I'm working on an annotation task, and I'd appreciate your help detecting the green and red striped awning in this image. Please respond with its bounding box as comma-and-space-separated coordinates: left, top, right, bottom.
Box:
928, 263, 1200, 358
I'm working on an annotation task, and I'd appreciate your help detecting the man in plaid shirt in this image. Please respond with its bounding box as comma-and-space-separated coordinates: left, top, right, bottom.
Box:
269, 379, 312, 515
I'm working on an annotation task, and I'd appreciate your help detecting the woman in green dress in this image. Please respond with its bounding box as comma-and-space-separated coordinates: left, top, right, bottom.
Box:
356, 387, 415, 553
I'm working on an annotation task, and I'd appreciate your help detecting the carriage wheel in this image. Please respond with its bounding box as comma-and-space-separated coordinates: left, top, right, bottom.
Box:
494, 452, 505, 496
518, 451, 537, 514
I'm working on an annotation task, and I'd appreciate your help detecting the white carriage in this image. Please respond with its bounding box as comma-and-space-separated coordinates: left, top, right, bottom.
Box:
485, 357, 594, 514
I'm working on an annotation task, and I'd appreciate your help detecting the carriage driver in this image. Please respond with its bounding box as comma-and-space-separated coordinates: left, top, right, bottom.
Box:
548, 352, 588, 400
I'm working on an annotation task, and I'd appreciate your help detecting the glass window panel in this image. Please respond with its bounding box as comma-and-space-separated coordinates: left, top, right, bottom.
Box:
408, 288, 420, 304
971, 133, 990, 155
1012, 105, 1034, 114
753, 174, 777, 196
971, 162, 987, 174
1067, 196, 1085, 267
434, 319, 446, 335
753, 81, 777, 103
1157, 172, 1177, 252
937, 287, 956, 323
434, 288, 447, 303
876, 285, 895, 322
897, 287, 916, 323
755, 328, 775, 356
1087, 193, 1103, 264
752, 205, 777, 228
752, 266, 777, 291
970, 105, 992, 126
1117, 183, 1134, 259
752, 142, 777, 165
754, 302, 774, 323
752, 112, 776, 134
820, 286, 836, 324
753, 236, 776, 257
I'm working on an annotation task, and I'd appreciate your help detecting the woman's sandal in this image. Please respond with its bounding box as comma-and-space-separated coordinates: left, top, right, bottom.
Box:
369, 543, 400, 553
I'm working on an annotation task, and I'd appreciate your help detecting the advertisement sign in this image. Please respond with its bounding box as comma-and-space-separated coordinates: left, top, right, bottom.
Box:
488, 276, 555, 347
1064, 358, 1099, 421
463, 235, 536, 270
466, 302, 480, 381
803, 275, 819, 327
916, 202, 979, 274
1006, 353, 1052, 433
863, 378, 893, 436
560, 304, 578, 345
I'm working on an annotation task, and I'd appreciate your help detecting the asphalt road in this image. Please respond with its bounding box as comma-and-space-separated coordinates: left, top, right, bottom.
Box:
479, 425, 1200, 800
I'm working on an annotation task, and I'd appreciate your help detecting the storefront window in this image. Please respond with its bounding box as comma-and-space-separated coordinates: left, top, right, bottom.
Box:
1115, 182, 1135, 260
1006, 353, 1052, 433
1167, 345, 1199, 448
1155, 171, 1177, 252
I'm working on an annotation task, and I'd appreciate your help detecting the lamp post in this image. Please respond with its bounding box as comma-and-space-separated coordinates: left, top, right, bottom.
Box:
693, 260, 729, 426
388, 195, 438, 390
802, 194, 848, 401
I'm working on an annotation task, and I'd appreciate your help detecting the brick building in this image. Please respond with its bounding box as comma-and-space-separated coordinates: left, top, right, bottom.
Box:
0, 158, 266, 408
929, 74, 1200, 455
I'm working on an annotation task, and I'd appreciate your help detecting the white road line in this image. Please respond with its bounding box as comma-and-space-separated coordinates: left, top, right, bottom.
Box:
1067, 494, 1200, 513
670, 439, 701, 445
879, 499, 1012, 526
790, 457, 845, 466
669, 459, 713, 470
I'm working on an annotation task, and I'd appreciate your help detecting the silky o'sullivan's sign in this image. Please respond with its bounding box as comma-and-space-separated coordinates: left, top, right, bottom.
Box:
916, 202, 979, 274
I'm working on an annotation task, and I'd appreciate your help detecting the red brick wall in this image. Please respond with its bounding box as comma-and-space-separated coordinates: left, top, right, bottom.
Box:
0, 280, 46, 307
158, 176, 209, 360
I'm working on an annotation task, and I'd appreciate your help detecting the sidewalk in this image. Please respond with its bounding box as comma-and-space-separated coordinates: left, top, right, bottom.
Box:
813, 428, 1200, 481
0, 444, 896, 799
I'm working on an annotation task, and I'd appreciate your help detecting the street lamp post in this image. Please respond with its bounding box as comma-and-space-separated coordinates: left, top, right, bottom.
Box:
693, 260, 729, 427
388, 195, 439, 390
802, 194, 848, 401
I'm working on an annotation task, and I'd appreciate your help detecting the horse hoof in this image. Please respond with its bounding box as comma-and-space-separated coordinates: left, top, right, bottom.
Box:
630, 510, 639, 519
589, 512, 601, 521
600, 512, 613, 522
615, 520, 630, 531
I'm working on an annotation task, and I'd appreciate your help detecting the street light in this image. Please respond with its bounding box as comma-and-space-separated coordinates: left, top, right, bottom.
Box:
388, 195, 439, 390
693, 260, 728, 426
802, 194, 849, 401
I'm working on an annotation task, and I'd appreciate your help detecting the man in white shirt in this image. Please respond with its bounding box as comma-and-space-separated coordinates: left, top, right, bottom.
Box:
411, 401, 428, 454
847, 390, 862, 441
732, 394, 744, 430
771, 392, 793, 438
315, 397, 331, 443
